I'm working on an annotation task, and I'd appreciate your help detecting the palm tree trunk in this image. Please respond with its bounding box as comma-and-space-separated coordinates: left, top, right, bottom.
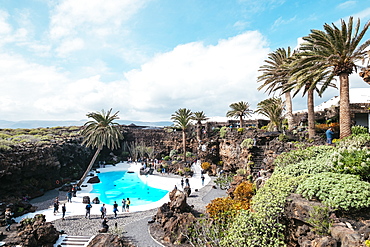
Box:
239, 115, 243, 128
77, 145, 102, 187
307, 88, 316, 139
285, 91, 295, 130
196, 122, 201, 141
339, 73, 352, 138
182, 130, 187, 164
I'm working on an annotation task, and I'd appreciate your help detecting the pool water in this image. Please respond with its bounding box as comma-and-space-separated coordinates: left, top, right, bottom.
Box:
90, 171, 169, 206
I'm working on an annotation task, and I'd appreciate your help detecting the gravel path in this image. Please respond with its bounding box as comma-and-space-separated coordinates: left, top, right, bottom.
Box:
27, 177, 226, 247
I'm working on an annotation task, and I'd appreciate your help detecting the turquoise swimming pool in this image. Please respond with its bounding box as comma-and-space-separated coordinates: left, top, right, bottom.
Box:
90, 171, 169, 206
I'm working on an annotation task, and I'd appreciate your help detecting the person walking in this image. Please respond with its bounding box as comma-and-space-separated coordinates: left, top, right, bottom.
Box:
181, 178, 184, 188
126, 198, 131, 212
201, 175, 205, 186
53, 197, 59, 215
5, 208, 13, 231
121, 198, 126, 212
326, 127, 334, 145
85, 203, 92, 219
62, 204, 66, 220
113, 201, 119, 218
100, 204, 107, 219
67, 190, 72, 203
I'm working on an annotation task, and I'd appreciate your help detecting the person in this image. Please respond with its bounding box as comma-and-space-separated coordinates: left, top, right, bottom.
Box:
126, 198, 130, 212
113, 201, 119, 218
185, 178, 190, 187
326, 127, 334, 145
67, 190, 72, 203
5, 208, 13, 231
62, 204, 66, 220
102, 217, 109, 232
53, 197, 59, 215
121, 198, 126, 212
201, 175, 205, 186
181, 178, 184, 188
100, 204, 107, 219
85, 203, 92, 219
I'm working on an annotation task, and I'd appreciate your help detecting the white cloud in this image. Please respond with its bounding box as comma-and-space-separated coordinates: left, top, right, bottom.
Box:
336, 1, 357, 10
0, 10, 12, 35
123, 31, 270, 121
49, 0, 148, 43
271, 16, 296, 30
0, 31, 271, 122
55, 38, 85, 57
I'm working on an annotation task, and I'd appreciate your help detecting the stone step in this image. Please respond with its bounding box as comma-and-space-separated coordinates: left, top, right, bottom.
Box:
54, 235, 94, 247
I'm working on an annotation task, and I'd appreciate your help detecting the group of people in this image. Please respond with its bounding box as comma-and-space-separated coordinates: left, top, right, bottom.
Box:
51, 195, 131, 222
97, 198, 131, 220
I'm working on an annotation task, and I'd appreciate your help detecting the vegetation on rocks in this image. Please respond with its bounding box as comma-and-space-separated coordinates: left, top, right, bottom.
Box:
0, 126, 81, 150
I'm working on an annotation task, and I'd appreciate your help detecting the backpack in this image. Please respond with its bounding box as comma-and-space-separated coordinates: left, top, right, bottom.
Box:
86, 204, 91, 210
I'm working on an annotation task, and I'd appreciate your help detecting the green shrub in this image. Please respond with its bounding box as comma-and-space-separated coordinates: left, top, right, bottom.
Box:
337, 133, 370, 149
240, 138, 254, 149
219, 126, 228, 138
331, 147, 370, 181
351, 125, 369, 135
237, 128, 244, 133
273, 145, 334, 171
296, 172, 370, 210
0, 139, 13, 151
183, 167, 191, 172
274, 150, 333, 177
0, 133, 11, 139
169, 149, 177, 157
306, 205, 332, 235
186, 151, 193, 157
163, 156, 170, 161
236, 168, 247, 175
221, 174, 298, 246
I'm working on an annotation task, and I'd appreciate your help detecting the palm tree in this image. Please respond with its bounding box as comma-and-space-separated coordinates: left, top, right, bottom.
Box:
284, 54, 336, 139
298, 17, 370, 138
78, 109, 123, 186
192, 111, 208, 141
258, 47, 295, 130
226, 101, 253, 128
171, 108, 193, 164
255, 97, 285, 131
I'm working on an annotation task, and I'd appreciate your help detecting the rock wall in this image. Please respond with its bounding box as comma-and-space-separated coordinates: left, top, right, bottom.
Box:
0, 137, 92, 201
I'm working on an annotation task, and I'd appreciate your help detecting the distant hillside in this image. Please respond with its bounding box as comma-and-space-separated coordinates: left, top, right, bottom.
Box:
0, 119, 173, 129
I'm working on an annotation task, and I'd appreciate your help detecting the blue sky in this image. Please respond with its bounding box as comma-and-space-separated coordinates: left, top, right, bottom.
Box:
0, 0, 369, 123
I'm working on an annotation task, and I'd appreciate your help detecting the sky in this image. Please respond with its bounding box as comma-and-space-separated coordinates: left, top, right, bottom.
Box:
0, 0, 370, 124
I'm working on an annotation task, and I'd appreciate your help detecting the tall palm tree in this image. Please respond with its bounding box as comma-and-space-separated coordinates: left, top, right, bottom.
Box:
255, 97, 285, 131
226, 101, 253, 128
171, 108, 193, 164
78, 109, 123, 186
298, 17, 370, 138
284, 54, 336, 139
192, 111, 208, 141
258, 47, 295, 130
